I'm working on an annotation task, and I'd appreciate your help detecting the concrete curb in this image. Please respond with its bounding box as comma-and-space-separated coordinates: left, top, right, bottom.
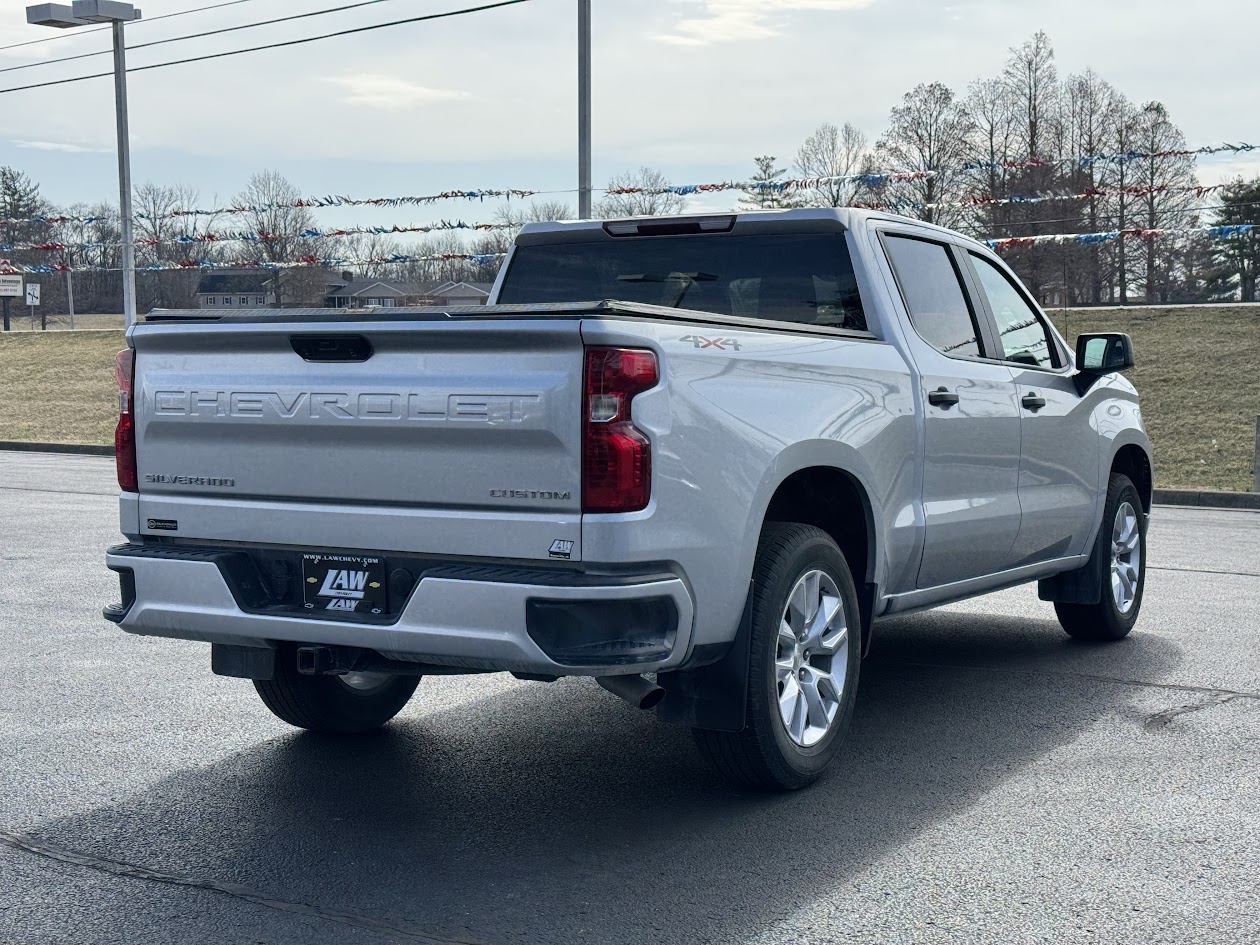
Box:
1153, 488, 1260, 511
0, 441, 113, 457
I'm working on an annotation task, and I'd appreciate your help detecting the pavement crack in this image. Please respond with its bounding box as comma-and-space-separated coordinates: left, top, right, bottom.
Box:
0, 829, 482, 945
1143, 692, 1244, 731
1149, 565, 1260, 579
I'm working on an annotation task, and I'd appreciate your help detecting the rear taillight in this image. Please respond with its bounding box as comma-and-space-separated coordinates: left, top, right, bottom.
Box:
583, 347, 658, 513
114, 348, 137, 492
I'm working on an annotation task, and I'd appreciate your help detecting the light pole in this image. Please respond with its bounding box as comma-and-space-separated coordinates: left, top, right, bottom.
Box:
26, 1, 141, 328
577, 0, 591, 219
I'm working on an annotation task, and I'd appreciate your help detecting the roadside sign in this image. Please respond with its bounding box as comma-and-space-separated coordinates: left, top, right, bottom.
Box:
0, 275, 21, 298
25, 283, 40, 306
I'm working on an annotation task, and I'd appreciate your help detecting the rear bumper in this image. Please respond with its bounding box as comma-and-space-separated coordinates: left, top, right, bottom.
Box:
104, 544, 694, 676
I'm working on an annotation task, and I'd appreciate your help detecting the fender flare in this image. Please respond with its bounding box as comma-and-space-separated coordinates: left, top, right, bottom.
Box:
656, 444, 886, 732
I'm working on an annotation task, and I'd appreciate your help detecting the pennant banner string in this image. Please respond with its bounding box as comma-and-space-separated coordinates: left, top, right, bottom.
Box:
986, 223, 1256, 251
4, 224, 1257, 273
0, 220, 516, 253
0, 252, 507, 275
0, 142, 1252, 228
3, 181, 1245, 252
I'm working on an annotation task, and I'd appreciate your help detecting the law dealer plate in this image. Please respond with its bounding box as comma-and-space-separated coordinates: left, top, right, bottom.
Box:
302, 553, 388, 615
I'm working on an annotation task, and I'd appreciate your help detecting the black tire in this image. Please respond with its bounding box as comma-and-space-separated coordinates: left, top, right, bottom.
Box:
1055, 473, 1147, 642
254, 648, 420, 734
693, 523, 862, 791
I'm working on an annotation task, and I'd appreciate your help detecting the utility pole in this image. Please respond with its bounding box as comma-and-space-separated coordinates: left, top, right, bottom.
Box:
577, 0, 592, 219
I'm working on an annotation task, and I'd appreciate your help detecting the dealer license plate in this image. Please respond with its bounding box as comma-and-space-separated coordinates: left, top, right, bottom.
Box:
301, 553, 388, 616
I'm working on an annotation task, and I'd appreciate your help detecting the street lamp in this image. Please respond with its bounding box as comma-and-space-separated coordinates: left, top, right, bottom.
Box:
26, 1, 141, 329
577, 0, 591, 219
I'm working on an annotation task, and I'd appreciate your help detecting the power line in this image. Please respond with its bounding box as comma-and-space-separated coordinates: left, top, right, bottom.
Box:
0, 0, 264, 55
0, 0, 531, 94
0, 0, 411, 77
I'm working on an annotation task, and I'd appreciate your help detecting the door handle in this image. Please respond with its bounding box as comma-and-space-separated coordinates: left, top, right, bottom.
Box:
928, 387, 960, 409
1021, 392, 1047, 411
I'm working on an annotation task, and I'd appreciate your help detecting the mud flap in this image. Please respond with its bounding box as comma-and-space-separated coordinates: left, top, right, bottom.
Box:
1038, 537, 1105, 605
654, 582, 753, 732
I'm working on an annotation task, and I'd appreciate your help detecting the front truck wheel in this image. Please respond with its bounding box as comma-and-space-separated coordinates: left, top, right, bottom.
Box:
254, 647, 420, 734
693, 523, 862, 791
1054, 473, 1147, 642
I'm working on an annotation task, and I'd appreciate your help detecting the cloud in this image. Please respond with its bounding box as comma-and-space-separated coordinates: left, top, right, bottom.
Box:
321, 74, 471, 108
658, 0, 874, 46
12, 139, 108, 153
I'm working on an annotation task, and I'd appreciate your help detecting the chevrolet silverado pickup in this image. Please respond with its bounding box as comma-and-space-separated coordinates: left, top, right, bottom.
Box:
104, 208, 1152, 790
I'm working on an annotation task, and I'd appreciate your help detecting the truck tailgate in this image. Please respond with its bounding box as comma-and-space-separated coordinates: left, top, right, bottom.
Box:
129, 318, 584, 561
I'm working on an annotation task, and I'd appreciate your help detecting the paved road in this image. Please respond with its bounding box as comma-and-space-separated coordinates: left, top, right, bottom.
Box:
1, 451, 1257, 945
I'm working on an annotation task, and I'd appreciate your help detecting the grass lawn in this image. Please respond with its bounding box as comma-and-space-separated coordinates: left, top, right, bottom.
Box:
0, 307, 1257, 491
1048, 306, 1259, 493
4, 313, 125, 331
0, 329, 124, 446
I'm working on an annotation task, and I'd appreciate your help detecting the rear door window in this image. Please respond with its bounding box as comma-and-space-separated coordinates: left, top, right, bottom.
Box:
497, 233, 867, 331
882, 235, 985, 359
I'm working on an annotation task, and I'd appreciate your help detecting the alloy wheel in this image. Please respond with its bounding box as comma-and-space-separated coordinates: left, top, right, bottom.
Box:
775, 569, 849, 747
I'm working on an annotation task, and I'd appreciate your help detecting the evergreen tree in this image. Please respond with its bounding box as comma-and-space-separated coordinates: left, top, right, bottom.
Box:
739, 156, 805, 211
1210, 177, 1260, 301
0, 166, 52, 265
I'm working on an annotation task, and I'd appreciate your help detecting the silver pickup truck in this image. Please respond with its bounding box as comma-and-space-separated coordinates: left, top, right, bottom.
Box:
104, 208, 1152, 790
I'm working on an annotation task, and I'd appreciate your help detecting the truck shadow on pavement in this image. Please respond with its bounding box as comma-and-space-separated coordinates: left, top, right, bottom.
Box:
24, 609, 1183, 945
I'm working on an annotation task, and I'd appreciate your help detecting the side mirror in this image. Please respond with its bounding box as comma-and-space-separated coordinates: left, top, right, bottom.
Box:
1076, 332, 1134, 374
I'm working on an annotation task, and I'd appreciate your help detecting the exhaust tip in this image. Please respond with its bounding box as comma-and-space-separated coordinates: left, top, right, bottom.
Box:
597, 674, 665, 711
638, 684, 666, 710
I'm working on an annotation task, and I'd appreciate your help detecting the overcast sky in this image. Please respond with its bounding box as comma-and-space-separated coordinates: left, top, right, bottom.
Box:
0, 0, 1256, 227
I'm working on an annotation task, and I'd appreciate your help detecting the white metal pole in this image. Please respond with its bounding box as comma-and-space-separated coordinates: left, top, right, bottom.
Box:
66, 268, 75, 329
112, 20, 137, 328
577, 0, 592, 219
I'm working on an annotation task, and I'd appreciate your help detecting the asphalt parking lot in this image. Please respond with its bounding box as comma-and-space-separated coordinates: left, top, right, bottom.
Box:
1, 450, 1257, 945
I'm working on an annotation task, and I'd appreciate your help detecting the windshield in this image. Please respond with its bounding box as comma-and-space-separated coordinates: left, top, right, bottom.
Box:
497, 233, 867, 331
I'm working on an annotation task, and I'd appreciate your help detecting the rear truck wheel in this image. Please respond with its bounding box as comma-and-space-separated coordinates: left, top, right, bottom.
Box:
254, 648, 420, 734
1055, 473, 1147, 642
693, 523, 862, 791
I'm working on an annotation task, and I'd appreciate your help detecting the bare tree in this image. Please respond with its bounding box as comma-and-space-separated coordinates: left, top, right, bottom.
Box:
485, 199, 575, 255
876, 82, 974, 226
992, 32, 1064, 298
1003, 31, 1059, 160
794, 122, 871, 207
1131, 101, 1201, 303
961, 77, 1020, 236
1059, 69, 1122, 303
595, 167, 685, 218
339, 232, 398, 279
230, 170, 326, 264
132, 181, 221, 311
49, 202, 121, 315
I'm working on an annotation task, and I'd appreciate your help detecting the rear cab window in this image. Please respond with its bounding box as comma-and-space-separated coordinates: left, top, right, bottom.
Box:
497, 232, 867, 332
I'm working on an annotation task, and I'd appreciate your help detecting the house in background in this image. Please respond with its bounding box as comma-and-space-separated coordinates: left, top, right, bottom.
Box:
193, 272, 496, 311
324, 275, 429, 309
423, 281, 493, 306
195, 272, 274, 309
